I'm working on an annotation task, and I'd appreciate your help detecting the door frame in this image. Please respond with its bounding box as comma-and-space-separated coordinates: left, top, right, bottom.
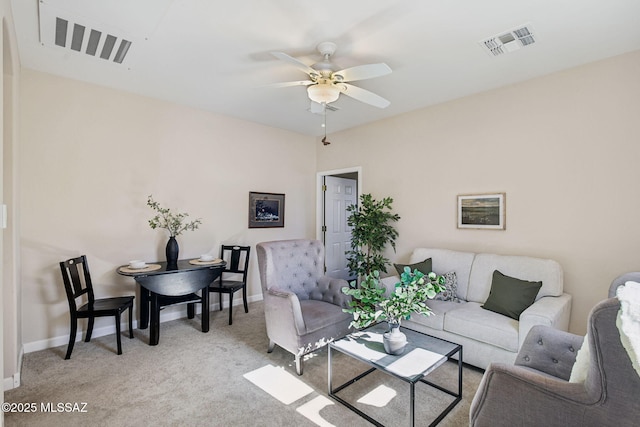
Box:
316, 166, 362, 241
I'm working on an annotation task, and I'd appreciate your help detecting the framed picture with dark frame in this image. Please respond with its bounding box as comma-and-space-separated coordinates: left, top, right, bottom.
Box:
248, 192, 285, 228
457, 193, 506, 230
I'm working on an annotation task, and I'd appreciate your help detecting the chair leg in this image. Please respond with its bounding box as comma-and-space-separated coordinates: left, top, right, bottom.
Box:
128, 305, 134, 339
65, 316, 77, 360
242, 286, 248, 313
228, 292, 233, 325
115, 313, 123, 355
187, 302, 195, 319
295, 355, 303, 376
85, 317, 94, 342
218, 292, 223, 311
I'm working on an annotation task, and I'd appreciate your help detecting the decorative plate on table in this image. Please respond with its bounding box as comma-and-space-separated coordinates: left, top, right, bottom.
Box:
189, 258, 224, 265
119, 264, 162, 273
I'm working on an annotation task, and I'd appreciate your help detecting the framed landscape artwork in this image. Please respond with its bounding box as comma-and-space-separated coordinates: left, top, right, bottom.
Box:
457, 193, 506, 230
248, 192, 285, 228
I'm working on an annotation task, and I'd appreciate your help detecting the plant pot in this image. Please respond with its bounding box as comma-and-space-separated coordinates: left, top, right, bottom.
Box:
383, 323, 407, 355
166, 236, 179, 270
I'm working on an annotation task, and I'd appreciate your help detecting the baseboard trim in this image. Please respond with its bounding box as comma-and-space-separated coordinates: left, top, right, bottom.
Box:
22, 295, 262, 354
3, 372, 20, 391
3, 345, 23, 391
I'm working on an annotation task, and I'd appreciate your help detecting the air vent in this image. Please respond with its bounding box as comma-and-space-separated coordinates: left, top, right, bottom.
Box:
53, 17, 132, 64
480, 24, 536, 57
38, 1, 139, 67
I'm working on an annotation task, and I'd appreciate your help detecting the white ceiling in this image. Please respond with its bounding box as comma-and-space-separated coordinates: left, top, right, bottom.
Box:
11, 0, 640, 137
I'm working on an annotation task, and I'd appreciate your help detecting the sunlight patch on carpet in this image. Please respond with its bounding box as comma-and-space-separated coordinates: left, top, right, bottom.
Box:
357, 384, 397, 407
296, 395, 336, 427
385, 348, 446, 377
244, 364, 313, 404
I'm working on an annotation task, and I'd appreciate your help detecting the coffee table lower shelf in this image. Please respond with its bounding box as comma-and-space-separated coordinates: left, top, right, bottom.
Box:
328, 324, 463, 427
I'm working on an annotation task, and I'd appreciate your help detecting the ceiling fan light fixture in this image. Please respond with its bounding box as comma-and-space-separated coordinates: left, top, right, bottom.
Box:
307, 83, 340, 104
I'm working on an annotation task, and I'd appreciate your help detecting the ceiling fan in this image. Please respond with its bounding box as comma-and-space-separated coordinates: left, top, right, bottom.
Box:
270, 41, 392, 109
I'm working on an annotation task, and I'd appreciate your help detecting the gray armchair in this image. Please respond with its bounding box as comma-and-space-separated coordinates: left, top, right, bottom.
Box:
608, 271, 640, 297
469, 272, 640, 426
256, 239, 353, 375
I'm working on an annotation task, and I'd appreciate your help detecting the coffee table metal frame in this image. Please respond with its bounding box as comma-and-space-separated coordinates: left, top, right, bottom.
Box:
328, 323, 462, 427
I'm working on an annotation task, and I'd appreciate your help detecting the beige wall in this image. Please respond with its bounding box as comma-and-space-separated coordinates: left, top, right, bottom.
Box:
2, 0, 20, 399
317, 50, 640, 335
10, 39, 640, 360
19, 69, 316, 348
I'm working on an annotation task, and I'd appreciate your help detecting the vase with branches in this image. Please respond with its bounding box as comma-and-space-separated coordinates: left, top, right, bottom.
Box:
147, 195, 202, 268
342, 268, 445, 354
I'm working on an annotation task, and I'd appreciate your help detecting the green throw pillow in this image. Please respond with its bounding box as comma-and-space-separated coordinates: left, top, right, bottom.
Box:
394, 258, 432, 276
482, 270, 542, 320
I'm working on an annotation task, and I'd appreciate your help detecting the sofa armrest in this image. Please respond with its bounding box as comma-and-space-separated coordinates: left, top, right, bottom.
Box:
380, 275, 400, 298
519, 293, 572, 348
515, 325, 584, 380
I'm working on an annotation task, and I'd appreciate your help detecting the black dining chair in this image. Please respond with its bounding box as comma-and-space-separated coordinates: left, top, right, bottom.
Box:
59, 255, 135, 359
209, 245, 251, 325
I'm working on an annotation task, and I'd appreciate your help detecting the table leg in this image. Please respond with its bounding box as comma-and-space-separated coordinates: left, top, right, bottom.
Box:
328, 345, 333, 394
410, 382, 415, 427
139, 286, 150, 330
201, 287, 210, 333
458, 347, 463, 397
149, 292, 160, 346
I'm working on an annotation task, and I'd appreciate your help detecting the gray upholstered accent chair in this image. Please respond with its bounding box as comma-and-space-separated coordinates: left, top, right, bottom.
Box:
257, 239, 353, 375
608, 271, 640, 297
469, 272, 640, 427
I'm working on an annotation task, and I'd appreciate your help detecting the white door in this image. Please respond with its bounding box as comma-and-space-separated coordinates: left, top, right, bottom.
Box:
324, 176, 357, 281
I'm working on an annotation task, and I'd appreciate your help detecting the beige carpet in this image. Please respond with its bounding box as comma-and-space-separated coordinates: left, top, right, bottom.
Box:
4, 302, 484, 426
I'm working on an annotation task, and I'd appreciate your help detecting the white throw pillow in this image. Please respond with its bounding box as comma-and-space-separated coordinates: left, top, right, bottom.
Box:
616, 281, 640, 378
433, 271, 459, 302
569, 334, 590, 383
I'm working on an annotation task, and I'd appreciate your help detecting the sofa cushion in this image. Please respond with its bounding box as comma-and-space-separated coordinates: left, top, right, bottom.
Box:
409, 248, 475, 301
482, 270, 542, 320
394, 258, 432, 276
299, 299, 353, 335
467, 253, 563, 303
434, 271, 459, 302
410, 300, 464, 331
444, 302, 519, 352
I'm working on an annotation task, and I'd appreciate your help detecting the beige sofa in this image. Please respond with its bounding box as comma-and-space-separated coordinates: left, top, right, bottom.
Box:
381, 248, 572, 369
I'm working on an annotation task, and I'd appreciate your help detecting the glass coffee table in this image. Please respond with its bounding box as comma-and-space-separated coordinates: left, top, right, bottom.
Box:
328, 323, 462, 427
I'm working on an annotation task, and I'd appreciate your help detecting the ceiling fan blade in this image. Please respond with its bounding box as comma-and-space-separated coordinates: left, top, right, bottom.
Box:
266, 80, 314, 88
333, 63, 392, 82
271, 51, 318, 76
340, 83, 390, 108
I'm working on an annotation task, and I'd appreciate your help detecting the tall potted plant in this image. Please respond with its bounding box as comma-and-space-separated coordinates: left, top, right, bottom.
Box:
346, 193, 400, 278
